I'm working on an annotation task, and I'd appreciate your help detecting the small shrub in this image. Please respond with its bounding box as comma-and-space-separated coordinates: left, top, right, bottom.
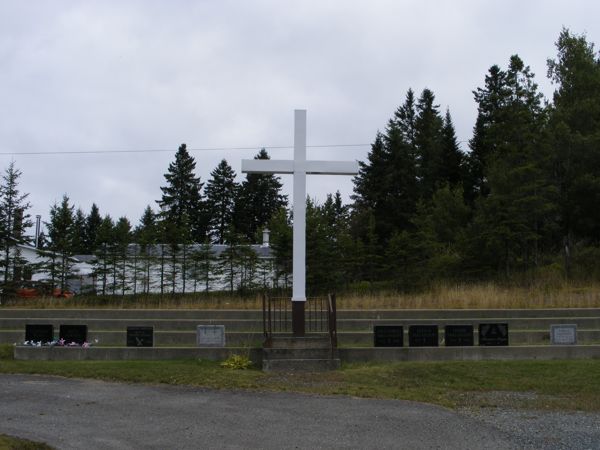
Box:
220, 354, 252, 370
0, 344, 14, 360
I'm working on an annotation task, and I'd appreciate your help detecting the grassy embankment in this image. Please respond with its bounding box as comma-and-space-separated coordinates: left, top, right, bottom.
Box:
1, 344, 598, 411
3, 280, 600, 309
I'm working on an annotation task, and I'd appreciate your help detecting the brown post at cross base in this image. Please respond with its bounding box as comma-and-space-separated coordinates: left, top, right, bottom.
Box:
292, 301, 305, 336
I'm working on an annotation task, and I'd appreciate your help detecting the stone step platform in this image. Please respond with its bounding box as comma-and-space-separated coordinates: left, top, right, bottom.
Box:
262, 336, 340, 371
262, 358, 341, 371
267, 335, 333, 349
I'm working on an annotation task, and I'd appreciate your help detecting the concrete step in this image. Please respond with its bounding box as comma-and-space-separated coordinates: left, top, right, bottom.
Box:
262, 358, 341, 372
263, 347, 338, 360
267, 335, 332, 349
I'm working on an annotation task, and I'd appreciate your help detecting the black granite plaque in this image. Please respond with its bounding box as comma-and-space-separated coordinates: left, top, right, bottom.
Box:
445, 325, 474, 346
374, 326, 403, 347
408, 325, 438, 347
25, 324, 54, 344
59, 325, 87, 345
479, 323, 509, 346
127, 326, 154, 347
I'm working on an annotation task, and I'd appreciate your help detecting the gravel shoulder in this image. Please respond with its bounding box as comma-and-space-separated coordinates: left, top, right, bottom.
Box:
457, 391, 600, 450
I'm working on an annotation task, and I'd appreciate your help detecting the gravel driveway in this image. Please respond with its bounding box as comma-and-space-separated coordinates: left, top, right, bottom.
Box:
0, 374, 598, 449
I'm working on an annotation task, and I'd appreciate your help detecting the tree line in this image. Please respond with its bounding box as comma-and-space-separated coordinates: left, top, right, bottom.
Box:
0, 28, 599, 296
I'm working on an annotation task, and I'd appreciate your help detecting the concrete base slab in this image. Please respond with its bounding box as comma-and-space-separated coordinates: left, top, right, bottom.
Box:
13, 344, 600, 363
339, 345, 600, 362
14, 346, 262, 362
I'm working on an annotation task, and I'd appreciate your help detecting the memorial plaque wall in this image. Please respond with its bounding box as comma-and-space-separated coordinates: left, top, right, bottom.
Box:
374, 326, 404, 347
59, 325, 88, 345
478, 323, 509, 346
25, 324, 54, 344
408, 325, 439, 347
444, 325, 474, 346
127, 326, 154, 347
551, 324, 577, 345
197, 325, 226, 347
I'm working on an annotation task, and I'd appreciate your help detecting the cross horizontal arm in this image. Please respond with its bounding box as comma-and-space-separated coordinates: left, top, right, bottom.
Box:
242, 159, 295, 174
305, 160, 359, 175
242, 159, 359, 175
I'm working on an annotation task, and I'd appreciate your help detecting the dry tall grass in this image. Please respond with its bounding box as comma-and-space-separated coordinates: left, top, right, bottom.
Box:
3, 281, 600, 310
337, 281, 600, 309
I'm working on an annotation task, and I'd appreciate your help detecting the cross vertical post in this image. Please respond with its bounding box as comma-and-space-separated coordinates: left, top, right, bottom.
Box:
291, 110, 307, 335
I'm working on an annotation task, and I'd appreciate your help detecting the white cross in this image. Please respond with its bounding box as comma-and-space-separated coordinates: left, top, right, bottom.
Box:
242, 110, 359, 302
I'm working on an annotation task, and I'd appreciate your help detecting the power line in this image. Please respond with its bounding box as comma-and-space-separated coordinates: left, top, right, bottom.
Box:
0, 143, 372, 156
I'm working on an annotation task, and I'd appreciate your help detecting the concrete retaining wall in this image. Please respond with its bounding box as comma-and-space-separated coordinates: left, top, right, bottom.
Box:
14, 346, 262, 362
14, 345, 600, 363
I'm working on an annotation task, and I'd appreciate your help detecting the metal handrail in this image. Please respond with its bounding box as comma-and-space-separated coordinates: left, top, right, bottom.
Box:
262, 292, 337, 349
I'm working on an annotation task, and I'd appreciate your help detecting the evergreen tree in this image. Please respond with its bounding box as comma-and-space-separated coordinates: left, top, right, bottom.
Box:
414, 88, 446, 200
93, 215, 115, 295
205, 159, 238, 244
84, 203, 102, 253
234, 149, 287, 241
0, 162, 32, 284
440, 109, 465, 188
466, 64, 511, 202
469, 55, 555, 275
547, 28, 600, 274
45, 195, 75, 292
134, 206, 158, 294
158, 144, 206, 243
134, 206, 159, 246
113, 217, 132, 294
71, 208, 87, 254
352, 91, 420, 245
189, 239, 219, 293
268, 207, 293, 288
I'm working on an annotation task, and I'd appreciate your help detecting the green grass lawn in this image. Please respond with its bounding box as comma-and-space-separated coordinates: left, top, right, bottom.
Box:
0, 434, 54, 450
1, 344, 598, 411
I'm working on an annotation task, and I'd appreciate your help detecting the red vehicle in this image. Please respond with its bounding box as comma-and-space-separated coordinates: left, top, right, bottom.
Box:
13, 282, 74, 299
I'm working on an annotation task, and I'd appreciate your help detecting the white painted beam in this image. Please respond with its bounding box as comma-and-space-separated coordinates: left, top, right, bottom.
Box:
242, 159, 295, 174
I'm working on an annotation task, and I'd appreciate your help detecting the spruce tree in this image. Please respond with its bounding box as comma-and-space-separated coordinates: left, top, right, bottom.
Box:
45, 195, 75, 292
84, 203, 102, 253
414, 88, 446, 200
134, 206, 158, 293
234, 149, 287, 242
465, 64, 510, 202
205, 159, 238, 244
71, 208, 87, 254
441, 110, 465, 188
93, 215, 115, 295
547, 28, 600, 274
158, 144, 206, 243
0, 162, 32, 284
469, 55, 555, 274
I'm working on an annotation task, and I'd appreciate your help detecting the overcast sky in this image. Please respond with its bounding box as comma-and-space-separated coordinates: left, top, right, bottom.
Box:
1, 1, 599, 230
